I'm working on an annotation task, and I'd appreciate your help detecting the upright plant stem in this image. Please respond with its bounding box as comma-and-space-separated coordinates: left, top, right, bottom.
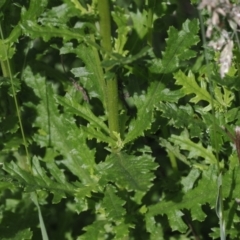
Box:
147, 0, 155, 46
0, 15, 49, 240
199, 11, 225, 240
98, 0, 120, 140
0, 24, 31, 171
98, 0, 112, 53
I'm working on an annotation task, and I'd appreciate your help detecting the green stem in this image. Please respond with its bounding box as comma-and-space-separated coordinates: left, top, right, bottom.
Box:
98, 0, 112, 53
168, 150, 178, 172
98, 0, 120, 140
147, 0, 155, 46
1, 60, 11, 77
89, 34, 108, 109
199, 10, 225, 239
0, 23, 31, 171
106, 76, 119, 138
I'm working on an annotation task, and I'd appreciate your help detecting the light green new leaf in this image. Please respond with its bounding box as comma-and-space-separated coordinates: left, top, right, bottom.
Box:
150, 19, 200, 74
100, 152, 157, 192
67, 0, 92, 14
102, 185, 126, 221
174, 70, 218, 111
129, 9, 148, 39
112, 6, 131, 56
170, 134, 218, 165
214, 85, 234, 110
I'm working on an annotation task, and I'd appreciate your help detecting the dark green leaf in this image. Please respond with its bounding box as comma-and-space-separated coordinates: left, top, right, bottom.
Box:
60, 42, 106, 103
23, 66, 96, 184
124, 82, 165, 143
149, 19, 200, 74
100, 152, 157, 192
147, 166, 218, 232
102, 184, 126, 220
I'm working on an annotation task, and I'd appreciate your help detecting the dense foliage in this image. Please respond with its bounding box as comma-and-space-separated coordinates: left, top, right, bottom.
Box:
1, 0, 240, 239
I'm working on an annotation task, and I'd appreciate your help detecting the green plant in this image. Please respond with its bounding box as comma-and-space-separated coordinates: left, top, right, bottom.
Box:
1, 0, 240, 239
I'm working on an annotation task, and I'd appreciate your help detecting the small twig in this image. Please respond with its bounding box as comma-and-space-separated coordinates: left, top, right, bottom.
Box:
222, 126, 240, 164
183, 213, 200, 240
234, 126, 240, 163
60, 55, 89, 102
69, 77, 89, 102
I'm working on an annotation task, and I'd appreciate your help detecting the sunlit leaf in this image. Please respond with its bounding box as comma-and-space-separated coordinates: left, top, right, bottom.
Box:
112, 6, 131, 56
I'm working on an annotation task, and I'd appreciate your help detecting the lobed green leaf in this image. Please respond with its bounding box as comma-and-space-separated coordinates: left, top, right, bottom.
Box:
102, 184, 126, 221
124, 82, 165, 143
57, 94, 109, 135
23, 66, 96, 184
61, 42, 106, 102
3, 158, 72, 203
124, 82, 184, 144
174, 70, 218, 111
170, 133, 218, 165
147, 166, 218, 232
149, 19, 200, 74
99, 152, 157, 192
147, 166, 240, 235
20, 20, 95, 43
